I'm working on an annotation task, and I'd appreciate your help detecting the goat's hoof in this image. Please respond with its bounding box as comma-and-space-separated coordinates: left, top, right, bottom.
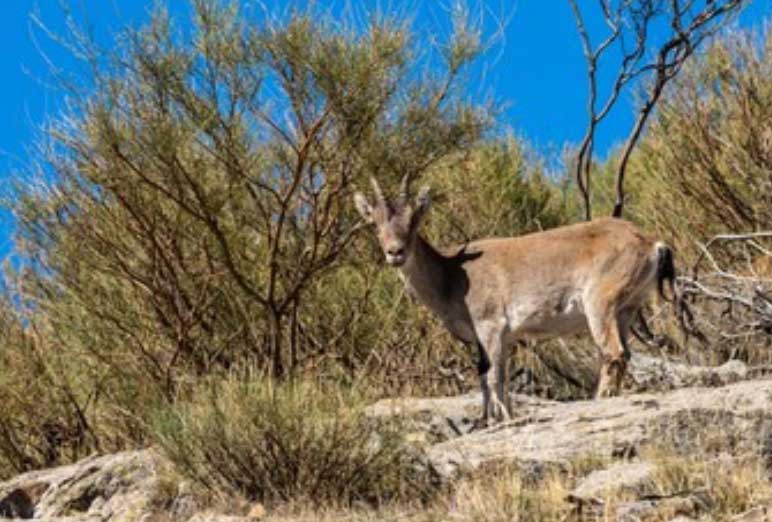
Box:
469, 417, 489, 432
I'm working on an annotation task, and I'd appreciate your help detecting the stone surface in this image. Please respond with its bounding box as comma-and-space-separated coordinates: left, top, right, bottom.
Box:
247, 503, 266, 519
569, 461, 655, 503
615, 495, 704, 522
367, 392, 557, 444
187, 515, 251, 522
370, 378, 772, 479
0, 450, 170, 522
0, 450, 264, 522
628, 353, 749, 391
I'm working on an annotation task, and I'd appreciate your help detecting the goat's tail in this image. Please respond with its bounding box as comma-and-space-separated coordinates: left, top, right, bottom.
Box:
654, 242, 703, 342
655, 242, 676, 303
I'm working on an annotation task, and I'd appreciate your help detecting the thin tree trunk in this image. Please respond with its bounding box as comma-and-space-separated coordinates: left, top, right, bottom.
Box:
268, 308, 284, 379
613, 79, 667, 218
289, 297, 299, 376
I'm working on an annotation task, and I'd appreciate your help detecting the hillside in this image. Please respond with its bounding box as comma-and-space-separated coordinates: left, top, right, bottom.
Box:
2, 366, 772, 521
0, 2, 771, 522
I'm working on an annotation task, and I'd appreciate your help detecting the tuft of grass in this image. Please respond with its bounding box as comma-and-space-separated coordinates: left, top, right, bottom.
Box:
579, 448, 772, 521
436, 464, 570, 522
643, 449, 772, 519
150, 377, 431, 507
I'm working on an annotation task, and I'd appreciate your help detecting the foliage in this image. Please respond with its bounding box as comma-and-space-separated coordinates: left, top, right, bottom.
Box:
423, 138, 571, 243
13, 0, 490, 387
0, 0, 501, 464
150, 378, 426, 506
0, 289, 102, 477
627, 27, 772, 262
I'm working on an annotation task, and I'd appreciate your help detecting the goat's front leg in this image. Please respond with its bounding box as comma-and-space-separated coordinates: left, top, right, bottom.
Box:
481, 328, 510, 423
488, 343, 511, 422
497, 342, 513, 417
474, 342, 492, 430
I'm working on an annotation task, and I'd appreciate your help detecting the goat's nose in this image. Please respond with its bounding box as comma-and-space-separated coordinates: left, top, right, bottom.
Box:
387, 246, 405, 257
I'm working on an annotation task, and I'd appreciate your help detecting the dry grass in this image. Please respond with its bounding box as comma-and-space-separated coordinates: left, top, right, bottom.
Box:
644, 450, 772, 520
440, 465, 570, 522
578, 448, 772, 522
236, 447, 772, 522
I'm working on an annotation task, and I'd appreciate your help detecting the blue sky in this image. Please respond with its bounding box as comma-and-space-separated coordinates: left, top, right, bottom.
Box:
0, 0, 769, 262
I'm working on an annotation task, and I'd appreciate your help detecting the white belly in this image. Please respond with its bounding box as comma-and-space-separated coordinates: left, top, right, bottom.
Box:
507, 293, 589, 340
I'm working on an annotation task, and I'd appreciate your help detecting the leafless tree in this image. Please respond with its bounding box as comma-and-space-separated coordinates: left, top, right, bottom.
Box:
569, 0, 746, 220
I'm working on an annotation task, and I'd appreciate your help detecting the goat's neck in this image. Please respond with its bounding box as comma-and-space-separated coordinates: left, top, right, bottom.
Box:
399, 235, 450, 311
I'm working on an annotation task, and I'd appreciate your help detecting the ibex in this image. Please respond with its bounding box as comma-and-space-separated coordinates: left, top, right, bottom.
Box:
354, 176, 676, 423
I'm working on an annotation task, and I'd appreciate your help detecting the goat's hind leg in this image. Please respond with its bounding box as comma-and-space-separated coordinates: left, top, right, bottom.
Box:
589, 306, 632, 399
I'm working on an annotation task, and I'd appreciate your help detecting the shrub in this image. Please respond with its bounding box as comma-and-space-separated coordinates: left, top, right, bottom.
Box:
150, 378, 428, 505
0, 0, 499, 455
423, 138, 572, 243
10, 0, 491, 396
626, 27, 772, 262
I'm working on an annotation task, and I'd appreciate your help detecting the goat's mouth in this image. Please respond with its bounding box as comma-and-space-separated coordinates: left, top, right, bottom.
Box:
385, 254, 406, 267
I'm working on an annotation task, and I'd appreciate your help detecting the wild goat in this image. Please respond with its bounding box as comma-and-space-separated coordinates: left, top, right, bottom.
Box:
354, 176, 676, 423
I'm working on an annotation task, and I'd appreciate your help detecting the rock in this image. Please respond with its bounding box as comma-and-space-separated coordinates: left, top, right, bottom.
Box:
367, 392, 557, 444
732, 506, 771, 522
0, 449, 171, 522
187, 515, 250, 522
568, 461, 655, 504
614, 499, 668, 521
629, 353, 748, 391
370, 378, 772, 479
615, 495, 703, 522
571, 493, 706, 522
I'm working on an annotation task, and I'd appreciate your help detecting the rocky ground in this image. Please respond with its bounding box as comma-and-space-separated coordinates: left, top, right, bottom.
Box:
2, 356, 772, 521
370, 371, 772, 480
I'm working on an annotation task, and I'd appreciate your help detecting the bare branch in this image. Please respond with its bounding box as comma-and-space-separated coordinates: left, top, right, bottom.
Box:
568, 0, 746, 220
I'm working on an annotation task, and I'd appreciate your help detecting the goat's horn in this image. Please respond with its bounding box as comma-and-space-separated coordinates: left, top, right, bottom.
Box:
398, 173, 411, 204
370, 177, 386, 205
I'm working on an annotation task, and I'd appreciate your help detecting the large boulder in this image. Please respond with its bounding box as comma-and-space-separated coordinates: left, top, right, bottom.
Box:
369, 378, 772, 479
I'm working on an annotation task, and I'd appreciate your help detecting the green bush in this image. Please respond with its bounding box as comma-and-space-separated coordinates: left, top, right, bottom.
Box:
0, 0, 498, 456
150, 378, 427, 505
423, 138, 572, 242
626, 27, 772, 262
0, 291, 100, 477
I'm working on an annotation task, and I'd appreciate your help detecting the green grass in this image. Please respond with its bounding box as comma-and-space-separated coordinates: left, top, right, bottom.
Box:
151, 377, 432, 507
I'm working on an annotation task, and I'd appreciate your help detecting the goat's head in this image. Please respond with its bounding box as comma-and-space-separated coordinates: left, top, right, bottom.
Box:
353, 175, 430, 267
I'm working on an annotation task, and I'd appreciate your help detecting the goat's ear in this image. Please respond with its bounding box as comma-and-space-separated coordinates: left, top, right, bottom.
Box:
353, 192, 374, 223
412, 185, 431, 223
